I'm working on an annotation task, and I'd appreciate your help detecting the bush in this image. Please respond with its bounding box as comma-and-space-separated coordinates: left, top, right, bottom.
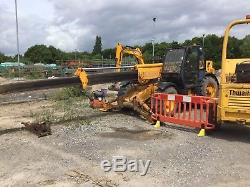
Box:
50, 86, 85, 101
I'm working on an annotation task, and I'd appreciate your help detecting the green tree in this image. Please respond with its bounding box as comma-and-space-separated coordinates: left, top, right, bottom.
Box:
49, 45, 63, 63
141, 42, 153, 62
183, 39, 192, 46
143, 50, 153, 63
191, 37, 204, 46
0, 52, 14, 63
142, 42, 152, 53
203, 34, 223, 68
240, 35, 250, 57
0, 52, 7, 63
102, 48, 115, 59
24, 45, 52, 63
24, 44, 65, 64
227, 36, 242, 58
92, 36, 102, 55
170, 41, 181, 48
154, 42, 171, 57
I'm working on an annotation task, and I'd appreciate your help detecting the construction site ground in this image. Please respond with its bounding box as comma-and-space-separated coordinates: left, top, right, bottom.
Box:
0, 80, 250, 186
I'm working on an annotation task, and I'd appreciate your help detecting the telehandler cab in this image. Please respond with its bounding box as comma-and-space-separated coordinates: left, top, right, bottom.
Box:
160, 45, 219, 98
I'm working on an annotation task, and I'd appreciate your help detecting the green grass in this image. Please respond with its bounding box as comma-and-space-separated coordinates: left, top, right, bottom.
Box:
50, 86, 86, 101
30, 86, 89, 126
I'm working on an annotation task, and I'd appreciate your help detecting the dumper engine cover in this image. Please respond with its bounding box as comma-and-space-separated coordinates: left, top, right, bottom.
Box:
235, 61, 250, 83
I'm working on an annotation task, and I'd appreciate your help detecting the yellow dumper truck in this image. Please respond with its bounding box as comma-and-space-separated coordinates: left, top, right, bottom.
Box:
218, 15, 250, 125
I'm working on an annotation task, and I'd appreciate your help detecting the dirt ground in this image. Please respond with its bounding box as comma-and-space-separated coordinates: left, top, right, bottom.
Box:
1, 87, 250, 186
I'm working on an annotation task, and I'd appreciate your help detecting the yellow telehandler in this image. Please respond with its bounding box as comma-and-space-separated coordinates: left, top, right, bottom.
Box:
113, 43, 219, 97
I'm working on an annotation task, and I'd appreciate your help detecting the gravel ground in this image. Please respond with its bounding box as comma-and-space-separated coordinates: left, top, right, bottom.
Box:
0, 89, 250, 186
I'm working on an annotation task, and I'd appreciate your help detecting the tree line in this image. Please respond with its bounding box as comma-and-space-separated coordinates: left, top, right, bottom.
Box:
1, 34, 250, 69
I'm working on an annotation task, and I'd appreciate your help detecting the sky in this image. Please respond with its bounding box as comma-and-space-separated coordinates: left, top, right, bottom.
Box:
0, 0, 249, 55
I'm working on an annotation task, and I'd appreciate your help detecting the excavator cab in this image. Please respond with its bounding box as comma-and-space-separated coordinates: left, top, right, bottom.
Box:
162, 45, 208, 94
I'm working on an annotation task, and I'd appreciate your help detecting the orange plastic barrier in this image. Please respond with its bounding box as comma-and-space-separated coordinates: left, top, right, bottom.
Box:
151, 93, 217, 130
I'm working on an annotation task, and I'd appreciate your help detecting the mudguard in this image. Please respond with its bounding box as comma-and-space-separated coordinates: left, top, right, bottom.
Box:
158, 82, 177, 91
205, 73, 220, 85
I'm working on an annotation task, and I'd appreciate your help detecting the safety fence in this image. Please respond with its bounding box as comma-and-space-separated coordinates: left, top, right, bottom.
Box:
151, 93, 218, 129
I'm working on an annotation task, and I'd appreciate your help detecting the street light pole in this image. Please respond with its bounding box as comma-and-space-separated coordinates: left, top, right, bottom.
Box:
152, 39, 155, 57
14, 0, 20, 79
152, 17, 156, 59
74, 49, 77, 61
202, 34, 205, 48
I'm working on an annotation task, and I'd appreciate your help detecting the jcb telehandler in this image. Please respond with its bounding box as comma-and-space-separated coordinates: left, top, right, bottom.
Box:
158, 45, 218, 97
114, 43, 219, 98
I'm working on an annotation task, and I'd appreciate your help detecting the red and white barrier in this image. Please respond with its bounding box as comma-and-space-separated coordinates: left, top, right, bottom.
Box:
151, 93, 218, 130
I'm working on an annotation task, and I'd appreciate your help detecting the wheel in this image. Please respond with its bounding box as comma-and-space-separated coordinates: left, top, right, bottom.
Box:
162, 86, 178, 94
117, 82, 131, 108
154, 86, 177, 114
200, 76, 218, 97
117, 82, 155, 122
117, 81, 132, 96
162, 86, 177, 112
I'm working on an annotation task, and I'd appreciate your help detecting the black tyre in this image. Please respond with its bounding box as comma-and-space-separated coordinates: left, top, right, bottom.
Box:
161, 86, 178, 94
117, 81, 132, 96
200, 76, 218, 97
152, 86, 178, 115
117, 82, 136, 108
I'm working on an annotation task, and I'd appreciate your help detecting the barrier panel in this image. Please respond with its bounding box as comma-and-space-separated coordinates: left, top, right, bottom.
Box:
151, 93, 218, 130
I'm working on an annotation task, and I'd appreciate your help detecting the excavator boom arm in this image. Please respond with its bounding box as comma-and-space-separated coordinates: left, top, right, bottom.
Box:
115, 43, 144, 71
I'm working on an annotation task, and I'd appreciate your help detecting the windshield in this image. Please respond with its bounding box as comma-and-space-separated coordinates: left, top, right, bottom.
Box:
164, 48, 185, 73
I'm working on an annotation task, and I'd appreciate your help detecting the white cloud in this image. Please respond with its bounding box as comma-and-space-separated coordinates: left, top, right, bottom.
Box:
0, 0, 250, 55
45, 19, 93, 51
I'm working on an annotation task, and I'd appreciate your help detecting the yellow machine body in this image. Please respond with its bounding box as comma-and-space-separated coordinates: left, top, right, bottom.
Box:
75, 68, 88, 89
135, 63, 163, 83
218, 16, 250, 125
218, 83, 250, 124
205, 60, 215, 74
74, 62, 163, 121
